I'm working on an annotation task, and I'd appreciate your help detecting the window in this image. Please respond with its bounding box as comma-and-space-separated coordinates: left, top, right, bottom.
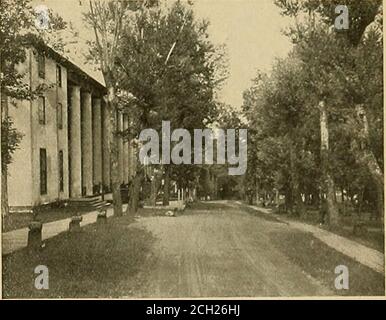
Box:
56, 65, 62, 87
40, 149, 47, 195
38, 96, 46, 124
57, 103, 63, 129
59, 150, 64, 192
38, 52, 45, 79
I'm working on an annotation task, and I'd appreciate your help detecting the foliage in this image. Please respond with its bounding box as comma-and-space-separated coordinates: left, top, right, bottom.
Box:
243, 0, 383, 216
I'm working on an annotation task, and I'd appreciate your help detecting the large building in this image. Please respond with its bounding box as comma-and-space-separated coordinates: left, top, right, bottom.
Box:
2, 45, 136, 211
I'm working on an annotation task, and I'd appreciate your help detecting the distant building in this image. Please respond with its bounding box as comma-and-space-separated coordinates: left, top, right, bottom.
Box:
1, 44, 136, 211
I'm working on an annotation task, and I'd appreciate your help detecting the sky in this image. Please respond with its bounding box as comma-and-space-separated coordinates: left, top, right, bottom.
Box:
34, 0, 293, 109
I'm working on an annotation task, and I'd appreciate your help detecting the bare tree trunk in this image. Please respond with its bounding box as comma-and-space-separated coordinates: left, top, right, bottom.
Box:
353, 105, 384, 220
289, 140, 305, 216
1, 167, 9, 219
0, 84, 2, 219
127, 169, 143, 215
255, 179, 259, 205
149, 168, 162, 206
107, 86, 122, 216
1, 89, 9, 219
163, 165, 170, 206
285, 187, 292, 213
320, 101, 339, 226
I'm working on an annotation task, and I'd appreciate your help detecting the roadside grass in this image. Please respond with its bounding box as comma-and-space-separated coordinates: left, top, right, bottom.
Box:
187, 201, 230, 211
270, 230, 385, 296
2, 206, 93, 233
243, 202, 384, 253
243, 205, 287, 224
2, 214, 155, 298
280, 209, 384, 253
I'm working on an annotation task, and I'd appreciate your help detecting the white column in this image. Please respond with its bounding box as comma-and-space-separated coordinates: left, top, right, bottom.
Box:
81, 91, 93, 195
92, 98, 102, 190
69, 86, 82, 198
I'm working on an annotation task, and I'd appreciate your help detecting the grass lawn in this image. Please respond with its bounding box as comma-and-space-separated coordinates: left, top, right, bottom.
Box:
2, 214, 155, 298
280, 209, 384, 253
248, 202, 384, 253
270, 230, 385, 296
2, 206, 94, 233
186, 201, 231, 211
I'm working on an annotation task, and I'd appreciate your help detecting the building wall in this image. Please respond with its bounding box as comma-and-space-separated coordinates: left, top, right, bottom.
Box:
8, 48, 69, 207
7, 46, 134, 209
31, 48, 69, 205
7, 51, 33, 207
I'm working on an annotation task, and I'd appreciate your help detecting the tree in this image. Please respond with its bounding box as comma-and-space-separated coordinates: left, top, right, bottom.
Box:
85, 0, 158, 216
274, 0, 383, 224
243, 0, 383, 225
116, 1, 226, 212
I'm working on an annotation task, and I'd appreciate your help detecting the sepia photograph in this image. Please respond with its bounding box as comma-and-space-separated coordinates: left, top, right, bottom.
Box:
0, 0, 385, 301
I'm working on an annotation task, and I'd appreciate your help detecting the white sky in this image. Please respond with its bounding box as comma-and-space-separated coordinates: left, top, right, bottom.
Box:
34, 0, 293, 108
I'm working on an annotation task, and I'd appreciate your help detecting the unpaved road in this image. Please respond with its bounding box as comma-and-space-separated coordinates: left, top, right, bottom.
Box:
131, 201, 332, 298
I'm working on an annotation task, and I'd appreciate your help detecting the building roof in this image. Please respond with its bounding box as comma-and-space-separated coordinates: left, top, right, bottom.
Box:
37, 42, 107, 95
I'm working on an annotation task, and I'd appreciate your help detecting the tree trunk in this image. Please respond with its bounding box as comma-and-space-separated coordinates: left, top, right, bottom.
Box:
320, 101, 339, 226
149, 168, 162, 206
163, 165, 170, 206
0, 85, 2, 219
1, 167, 9, 220
107, 85, 122, 216
353, 105, 384, 220
127, 169, 143, 215
289, 140, 305, 216
285, 187, 292, 213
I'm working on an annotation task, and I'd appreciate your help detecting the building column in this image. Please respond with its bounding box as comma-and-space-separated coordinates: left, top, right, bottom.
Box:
123, 114, 129, 184
118, 111, 124, 184
102, 99, 111, 191
81, 91, 93, 195
92, 98, 103, 190
69, 86, 82, 198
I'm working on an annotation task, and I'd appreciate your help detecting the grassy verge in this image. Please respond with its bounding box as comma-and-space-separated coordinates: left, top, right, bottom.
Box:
244, 202, 384, 253
2, 214, 155, 298
2, 206, 94, 233
270, 230, 385, 296
187, 201, 230, 211
280, 210, 384, 253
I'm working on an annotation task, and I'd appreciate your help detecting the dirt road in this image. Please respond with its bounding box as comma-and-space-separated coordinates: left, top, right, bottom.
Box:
131, 201, 332, 298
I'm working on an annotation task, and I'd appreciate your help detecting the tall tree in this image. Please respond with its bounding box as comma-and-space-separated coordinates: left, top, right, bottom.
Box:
85, 0, 157, 216
274, 0, 383, 224
116, 1, 226, 212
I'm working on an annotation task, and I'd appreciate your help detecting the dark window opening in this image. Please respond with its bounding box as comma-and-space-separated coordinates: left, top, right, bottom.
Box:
56, 65, 62, 87
38, 96, 46, 124
38, 53, 45, 79
40, 148, 47, 195
58, 102, 63, 129
59, 150, 64, 192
